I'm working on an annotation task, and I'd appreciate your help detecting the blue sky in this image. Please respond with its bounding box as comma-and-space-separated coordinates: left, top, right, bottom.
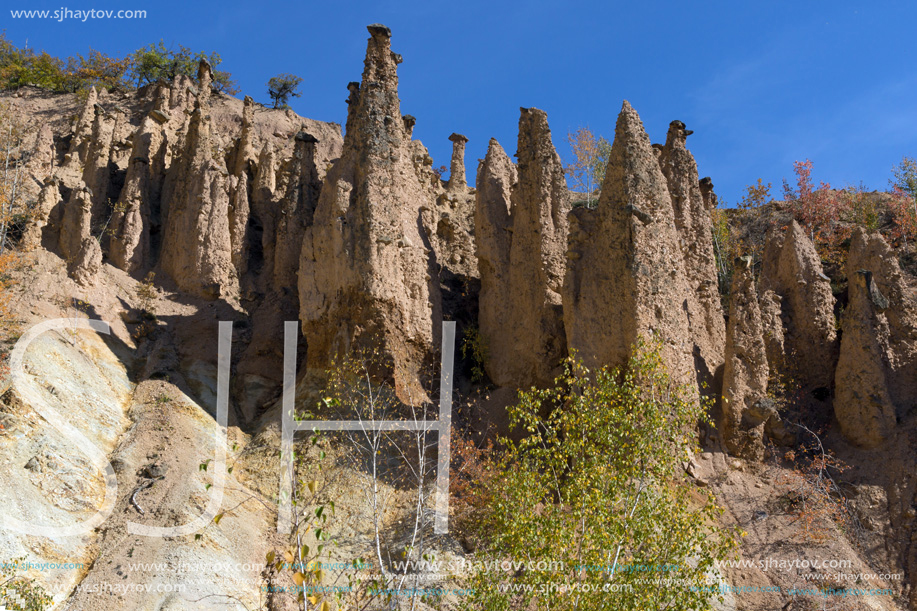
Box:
4, 0, 916, 205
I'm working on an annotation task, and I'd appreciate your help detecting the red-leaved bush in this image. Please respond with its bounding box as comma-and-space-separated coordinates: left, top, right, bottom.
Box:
887, 187, 917, 251
783, 160, 850, 247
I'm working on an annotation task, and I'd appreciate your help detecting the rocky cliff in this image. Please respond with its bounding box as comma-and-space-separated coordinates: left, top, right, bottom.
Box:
2, 22, 917, 611
10, 61, 343, 300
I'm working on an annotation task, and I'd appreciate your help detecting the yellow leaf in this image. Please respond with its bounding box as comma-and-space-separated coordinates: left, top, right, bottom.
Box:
284, 550, 295, 564
319, 601, 331, 611
293, 572, 304, 586
266, 550, 275, 564
307, 480, 318, 494
308, 595, 319, 605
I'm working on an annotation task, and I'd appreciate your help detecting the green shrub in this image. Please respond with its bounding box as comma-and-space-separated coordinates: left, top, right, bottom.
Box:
0, 33, 238, 95
464, 339, 739, 611
128, 40, 238, 94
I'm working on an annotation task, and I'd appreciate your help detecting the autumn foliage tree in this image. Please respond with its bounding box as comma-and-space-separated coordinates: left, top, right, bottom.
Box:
738, 178, 772, 209
782, 160, 848, 244
127, 41, 238, 94
565, 127, 611, 208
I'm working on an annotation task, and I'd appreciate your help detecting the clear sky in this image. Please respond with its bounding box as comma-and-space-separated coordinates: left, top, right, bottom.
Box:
4, 0, 916, 205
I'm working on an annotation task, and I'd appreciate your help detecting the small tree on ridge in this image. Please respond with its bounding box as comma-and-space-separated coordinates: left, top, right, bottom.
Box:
268, 73, 303, 109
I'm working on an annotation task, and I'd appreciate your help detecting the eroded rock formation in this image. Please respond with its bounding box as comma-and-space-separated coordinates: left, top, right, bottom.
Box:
108, 103, 166, 274
159, 94, 237, 299
298, 24, 440, 401
758, 289, 786, 374
447, 133, 468, 190
563, 101, 694, 387
58, 184, 101, 284
24, 123, 54, 187
759, 221, 837, 392
721, 256, 770, 460
420, 133, 477, 283
835, 228, 917, 448
22, 178, 59, 250
274, 131, 322, 292
65, 86, 98, 168
659, 121, 726, 382
475, 108, 569, 389
81, 104, 116, 220
474, 138, 516, 385
228, 96, 257, 280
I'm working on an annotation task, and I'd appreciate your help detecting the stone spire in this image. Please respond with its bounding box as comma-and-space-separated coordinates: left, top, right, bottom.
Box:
474, 138, 516, 384
81, 104, 116, 222
159, 99, 237, 299
721, 256, 770, 460
22, 178, 59, 250
274, 131, 321, 291
563, 101, 695, 387
447, 133, 468, 190
65, 86, 98, 168
232, 95, 258, 176
298, 24, 440, 401
500, 108, 569, 387
834, 228, 917, 448
759, 220, 837, 392
25, 123, 54, 183
197, 59, 213, 104
227, 96, 258, 281
59, 184, 102, 285
659, 120, 726, 384
108, 110, 164, 274
473, 109, 570, 390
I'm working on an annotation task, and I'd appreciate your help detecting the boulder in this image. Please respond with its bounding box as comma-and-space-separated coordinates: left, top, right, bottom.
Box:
70, 236, 103, 286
